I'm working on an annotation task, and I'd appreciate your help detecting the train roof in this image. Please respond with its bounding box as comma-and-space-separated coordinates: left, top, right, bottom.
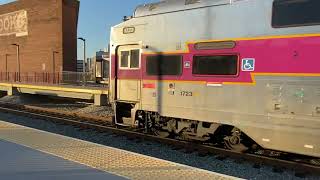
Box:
134, 0, 236, 18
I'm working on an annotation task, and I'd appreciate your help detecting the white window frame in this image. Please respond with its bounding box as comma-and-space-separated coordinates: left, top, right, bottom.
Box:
119, 48, 141, 70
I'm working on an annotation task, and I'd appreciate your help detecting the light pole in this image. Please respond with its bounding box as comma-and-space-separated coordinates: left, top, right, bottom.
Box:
78, 37, 86, 85
11, 43, 20, 82
52, 51, 59, 83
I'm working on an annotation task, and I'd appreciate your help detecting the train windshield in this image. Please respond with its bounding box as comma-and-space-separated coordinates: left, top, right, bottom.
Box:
272, 0, 320, 28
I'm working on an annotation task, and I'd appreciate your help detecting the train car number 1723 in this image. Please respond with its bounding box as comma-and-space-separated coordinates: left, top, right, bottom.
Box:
180, 91, 193, 97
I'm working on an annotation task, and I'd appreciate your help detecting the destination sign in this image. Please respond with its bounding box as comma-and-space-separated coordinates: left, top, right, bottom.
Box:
0, 10, 28, 37
123, 27, 135, 34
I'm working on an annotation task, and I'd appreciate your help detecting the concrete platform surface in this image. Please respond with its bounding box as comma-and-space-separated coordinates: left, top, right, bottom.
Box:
0, 82, 108, 105
0, 140, 126, 180
0, 120, 242, 180
0, 82, 108, 94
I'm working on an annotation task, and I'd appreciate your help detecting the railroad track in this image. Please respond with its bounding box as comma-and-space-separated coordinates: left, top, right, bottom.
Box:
0, 102, 319, 177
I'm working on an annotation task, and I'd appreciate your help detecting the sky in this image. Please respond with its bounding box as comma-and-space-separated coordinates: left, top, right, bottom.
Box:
0, 0, 158, 59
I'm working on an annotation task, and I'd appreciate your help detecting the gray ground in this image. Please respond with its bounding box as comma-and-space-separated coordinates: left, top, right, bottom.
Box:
0, 140, 126, 180
0, 95, 114, 117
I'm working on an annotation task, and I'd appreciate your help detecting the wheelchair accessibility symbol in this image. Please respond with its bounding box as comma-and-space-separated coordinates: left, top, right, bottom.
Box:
242, 58, 255, 71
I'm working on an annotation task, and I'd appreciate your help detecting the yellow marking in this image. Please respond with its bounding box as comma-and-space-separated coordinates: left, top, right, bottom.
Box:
0, 83, 108, 95
223, 82, 255, 86
142, 79, 206, 84
253, 72, 320, 77
118, 72, 320, 86
224, 73, 320, 86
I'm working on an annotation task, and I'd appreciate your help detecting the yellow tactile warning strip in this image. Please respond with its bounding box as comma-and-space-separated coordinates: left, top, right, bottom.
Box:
0, 83, 108, 95
0, 121, 242, 180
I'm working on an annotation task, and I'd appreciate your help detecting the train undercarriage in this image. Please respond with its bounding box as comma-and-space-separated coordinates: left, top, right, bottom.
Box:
114, 102, 320, 165
115, 102, 255, 153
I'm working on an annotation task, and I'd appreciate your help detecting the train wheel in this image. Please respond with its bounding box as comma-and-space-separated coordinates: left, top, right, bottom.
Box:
223, 129, 249, 153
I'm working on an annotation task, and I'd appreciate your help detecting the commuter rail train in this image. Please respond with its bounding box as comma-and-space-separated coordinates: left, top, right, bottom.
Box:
109, 0, 320, 158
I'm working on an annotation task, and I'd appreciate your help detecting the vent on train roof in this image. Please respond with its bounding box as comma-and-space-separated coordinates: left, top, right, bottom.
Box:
194, 41, 236, 50
185, 0, 201, 5
134, 0, 235, 18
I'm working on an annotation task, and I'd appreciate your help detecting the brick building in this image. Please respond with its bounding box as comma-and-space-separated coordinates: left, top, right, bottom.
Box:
0, 0, 79, 73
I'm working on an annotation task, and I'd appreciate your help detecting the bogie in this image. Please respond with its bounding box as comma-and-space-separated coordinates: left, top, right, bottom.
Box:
117, 105, 254, 152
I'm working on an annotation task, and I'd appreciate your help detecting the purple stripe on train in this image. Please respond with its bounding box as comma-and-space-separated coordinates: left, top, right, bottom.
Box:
112, 36, 320, 83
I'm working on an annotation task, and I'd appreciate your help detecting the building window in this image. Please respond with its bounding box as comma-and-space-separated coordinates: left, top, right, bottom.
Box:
272, 0, 320, 28
146, 55, 182, 76
119, 49, 140, 69
193, 55, 238, 76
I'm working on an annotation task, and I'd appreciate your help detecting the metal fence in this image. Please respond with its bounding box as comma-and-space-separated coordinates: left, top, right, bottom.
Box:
0, 71, 103, 87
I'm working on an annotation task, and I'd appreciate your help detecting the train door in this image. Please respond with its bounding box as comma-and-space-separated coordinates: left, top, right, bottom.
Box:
116, 45, 141, 102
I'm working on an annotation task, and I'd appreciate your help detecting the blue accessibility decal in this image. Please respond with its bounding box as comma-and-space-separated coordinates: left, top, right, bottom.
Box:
242, 58, 255, 71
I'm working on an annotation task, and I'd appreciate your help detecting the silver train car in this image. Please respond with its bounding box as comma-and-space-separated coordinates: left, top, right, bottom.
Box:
109, 0, 320, 158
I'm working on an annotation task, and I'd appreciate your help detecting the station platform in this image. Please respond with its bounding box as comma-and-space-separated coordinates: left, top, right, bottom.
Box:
0, 120, 241, 180
0, 83, 108, 106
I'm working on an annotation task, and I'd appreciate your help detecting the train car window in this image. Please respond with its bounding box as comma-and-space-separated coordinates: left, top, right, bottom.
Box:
146, 55, 182, 76
120, 51, 129, 68
193, 55, 238, 76
272, 0, 320, 28
130, 49, 140, 68
103, 60, 109, 78
119, 49, 140, 69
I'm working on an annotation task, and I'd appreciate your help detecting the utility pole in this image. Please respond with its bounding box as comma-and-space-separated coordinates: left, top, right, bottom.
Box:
78, 37, 86, 85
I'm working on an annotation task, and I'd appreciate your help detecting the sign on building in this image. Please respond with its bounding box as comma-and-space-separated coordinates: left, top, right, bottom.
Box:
0, 10, 28, 37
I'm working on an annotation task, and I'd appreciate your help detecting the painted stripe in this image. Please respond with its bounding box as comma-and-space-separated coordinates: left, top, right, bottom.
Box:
116, 72, 320, 86
262, 138, 271, 142
304, 145, 314, 149
141, 33, 320, 55
207, 83, 223, 87
224, 73, 320, 86
143, 83, 156, 89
